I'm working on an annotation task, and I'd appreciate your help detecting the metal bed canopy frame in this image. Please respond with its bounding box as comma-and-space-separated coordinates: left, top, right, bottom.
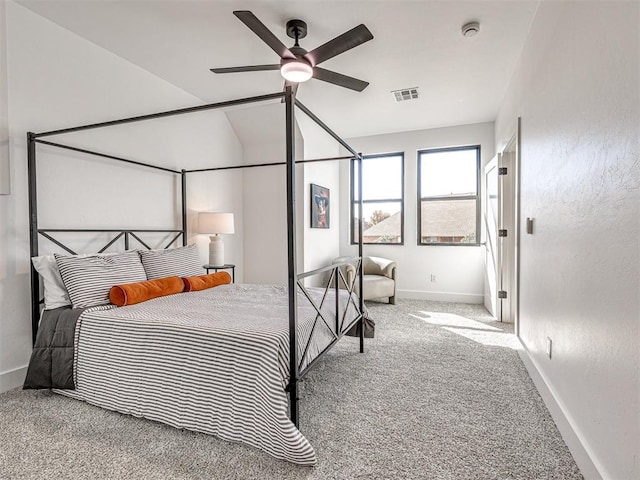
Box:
27, 86, 366, 428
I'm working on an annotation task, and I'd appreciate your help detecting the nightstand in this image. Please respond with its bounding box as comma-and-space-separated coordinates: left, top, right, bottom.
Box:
203, 264, 235, 283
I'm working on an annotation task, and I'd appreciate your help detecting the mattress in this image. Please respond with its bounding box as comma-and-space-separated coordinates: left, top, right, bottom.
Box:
55, 283, 361, 465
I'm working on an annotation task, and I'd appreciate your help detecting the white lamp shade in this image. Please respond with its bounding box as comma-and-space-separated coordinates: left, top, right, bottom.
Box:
198, 212, 235, 235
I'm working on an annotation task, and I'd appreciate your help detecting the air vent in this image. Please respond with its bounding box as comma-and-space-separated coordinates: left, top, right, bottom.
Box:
391, 87, 419, 102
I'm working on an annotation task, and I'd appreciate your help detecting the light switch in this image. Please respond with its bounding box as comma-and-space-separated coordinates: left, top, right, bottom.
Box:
526, 217, 534, 234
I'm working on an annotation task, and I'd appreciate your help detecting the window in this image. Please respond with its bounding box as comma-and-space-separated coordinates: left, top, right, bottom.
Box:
418, 146, 480, 245
351, 153, 404, 244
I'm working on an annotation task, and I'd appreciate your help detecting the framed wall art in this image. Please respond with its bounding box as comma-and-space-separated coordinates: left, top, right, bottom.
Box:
310, 183, 330, 229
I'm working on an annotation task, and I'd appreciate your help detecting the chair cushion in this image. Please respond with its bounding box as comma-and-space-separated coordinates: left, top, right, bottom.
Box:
362, 257, 384, 276
362, 274, 395, 300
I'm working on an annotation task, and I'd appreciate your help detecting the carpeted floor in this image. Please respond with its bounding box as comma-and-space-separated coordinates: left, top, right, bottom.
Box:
0, 299, 583, 479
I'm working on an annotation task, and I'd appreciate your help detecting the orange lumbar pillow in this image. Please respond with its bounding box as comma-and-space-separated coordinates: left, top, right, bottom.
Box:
182, 271, 231, 292
110, 276, 184, 306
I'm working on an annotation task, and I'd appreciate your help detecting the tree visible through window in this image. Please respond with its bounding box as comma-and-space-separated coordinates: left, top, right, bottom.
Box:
351, 153, 404, 244
418, 146, 480, 245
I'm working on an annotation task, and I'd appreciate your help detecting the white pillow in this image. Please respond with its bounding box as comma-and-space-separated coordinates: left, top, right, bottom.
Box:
31, 255, 70, 310
139, 244, 203, 279
31, 251, 135, 310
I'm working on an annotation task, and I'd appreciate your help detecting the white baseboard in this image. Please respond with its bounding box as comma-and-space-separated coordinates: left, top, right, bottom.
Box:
0, 365, 27, 393
397, 289, 484, 304
517, 340, 603, 480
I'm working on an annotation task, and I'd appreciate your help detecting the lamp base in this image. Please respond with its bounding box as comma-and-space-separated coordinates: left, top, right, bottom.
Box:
208, 235, 224, 266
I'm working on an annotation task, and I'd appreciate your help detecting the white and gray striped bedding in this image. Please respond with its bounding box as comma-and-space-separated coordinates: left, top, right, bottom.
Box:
56, 283, 361, 465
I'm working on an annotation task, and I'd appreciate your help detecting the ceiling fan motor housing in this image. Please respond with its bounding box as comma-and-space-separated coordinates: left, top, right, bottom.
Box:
286, 19, 308, 40
281, 41, 311, 69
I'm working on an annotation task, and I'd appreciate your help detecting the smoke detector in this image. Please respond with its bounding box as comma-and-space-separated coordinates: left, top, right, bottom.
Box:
461, 21, 480, 37
391, 87, 419, 102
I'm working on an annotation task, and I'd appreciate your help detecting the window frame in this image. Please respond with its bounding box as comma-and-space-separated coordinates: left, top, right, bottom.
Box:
417, 145, 481, 247
350, 152, 405, 246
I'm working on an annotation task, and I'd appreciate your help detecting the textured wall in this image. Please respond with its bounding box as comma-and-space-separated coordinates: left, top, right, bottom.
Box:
495, 2, 640, 478
0, 1, 9, 195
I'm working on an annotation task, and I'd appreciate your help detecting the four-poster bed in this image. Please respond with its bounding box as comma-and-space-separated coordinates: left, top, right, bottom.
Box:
25, 87, 367, 464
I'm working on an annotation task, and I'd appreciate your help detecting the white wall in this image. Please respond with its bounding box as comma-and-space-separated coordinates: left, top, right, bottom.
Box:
228, 103, 305, 286
242, 141, 289, 285
0, 2, 243, 392
339, 122, 494, 303
495, 2, 639, 479
297, 113, 341, 286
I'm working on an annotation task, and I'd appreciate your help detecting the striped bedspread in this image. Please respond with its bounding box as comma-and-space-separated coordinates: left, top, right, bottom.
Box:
56, 283, 360, 465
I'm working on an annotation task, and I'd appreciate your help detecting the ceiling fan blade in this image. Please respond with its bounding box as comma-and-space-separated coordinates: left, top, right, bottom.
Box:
210, 64, 280, 74
233, 11, 295, 59
313, 67, 369, 92
304, 24, 373, 66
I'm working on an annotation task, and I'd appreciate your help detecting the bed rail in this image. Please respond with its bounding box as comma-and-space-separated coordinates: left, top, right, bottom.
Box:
37, 228, 185, 255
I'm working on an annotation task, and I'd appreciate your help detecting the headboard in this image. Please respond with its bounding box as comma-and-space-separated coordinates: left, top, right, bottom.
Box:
30, 227, 187, 343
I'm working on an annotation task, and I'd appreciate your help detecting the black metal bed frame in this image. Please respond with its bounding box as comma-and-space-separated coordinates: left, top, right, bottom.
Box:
27, 87, 365, 428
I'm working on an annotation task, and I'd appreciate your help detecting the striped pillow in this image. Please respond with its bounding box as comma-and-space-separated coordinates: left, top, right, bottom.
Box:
55, 251, 148, 308
138, 244, 202, 280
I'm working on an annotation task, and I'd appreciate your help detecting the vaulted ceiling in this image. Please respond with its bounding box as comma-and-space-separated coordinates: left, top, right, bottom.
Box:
18, 0, 538, 139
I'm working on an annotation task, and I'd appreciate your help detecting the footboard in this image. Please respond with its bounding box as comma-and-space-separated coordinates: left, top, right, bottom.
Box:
287, 257, 365, 423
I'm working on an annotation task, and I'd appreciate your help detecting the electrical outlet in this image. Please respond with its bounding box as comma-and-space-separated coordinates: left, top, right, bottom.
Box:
546, 337, 552, 359
430, 274, 436, 282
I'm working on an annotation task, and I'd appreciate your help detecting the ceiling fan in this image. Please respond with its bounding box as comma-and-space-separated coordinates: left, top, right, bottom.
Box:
211, 11, 373, 93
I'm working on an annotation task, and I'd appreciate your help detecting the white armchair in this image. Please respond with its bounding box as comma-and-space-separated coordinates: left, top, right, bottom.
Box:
332, 256, 397, 304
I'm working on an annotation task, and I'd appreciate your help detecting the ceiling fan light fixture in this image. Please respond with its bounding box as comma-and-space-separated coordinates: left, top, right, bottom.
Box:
280, 60, 313, 83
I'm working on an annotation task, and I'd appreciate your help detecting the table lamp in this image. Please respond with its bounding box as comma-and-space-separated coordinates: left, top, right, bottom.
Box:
198, 212, 234, 266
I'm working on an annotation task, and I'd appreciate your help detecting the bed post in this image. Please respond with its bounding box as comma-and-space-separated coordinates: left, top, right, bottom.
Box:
181, 169, 187, 246
27, 132, 40, 345
284, 85, 299, 427
357, 154, 365, 353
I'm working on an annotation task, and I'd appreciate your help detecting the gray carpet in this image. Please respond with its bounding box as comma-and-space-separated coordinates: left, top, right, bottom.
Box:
0, 299, 583, 479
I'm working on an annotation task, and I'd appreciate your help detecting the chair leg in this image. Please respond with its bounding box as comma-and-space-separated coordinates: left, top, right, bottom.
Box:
389, 296, 396, 305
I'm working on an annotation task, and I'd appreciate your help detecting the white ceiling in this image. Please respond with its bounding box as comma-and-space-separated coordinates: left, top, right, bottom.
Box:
18, 0, 538, 139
